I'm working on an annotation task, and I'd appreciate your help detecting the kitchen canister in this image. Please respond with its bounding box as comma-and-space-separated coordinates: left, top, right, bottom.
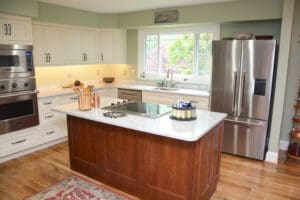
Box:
78, 94, 92, 111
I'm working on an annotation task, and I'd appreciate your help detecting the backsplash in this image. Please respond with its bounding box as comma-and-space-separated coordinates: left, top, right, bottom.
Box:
35, 64, 135, 86
35, 64, 208, 91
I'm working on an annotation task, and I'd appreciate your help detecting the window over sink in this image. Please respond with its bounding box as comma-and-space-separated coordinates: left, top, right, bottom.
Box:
138, 25, 220, 85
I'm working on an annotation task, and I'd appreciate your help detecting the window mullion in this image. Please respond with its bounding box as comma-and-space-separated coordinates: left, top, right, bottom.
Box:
158, 34, 161, 74
194, 33, 199, 78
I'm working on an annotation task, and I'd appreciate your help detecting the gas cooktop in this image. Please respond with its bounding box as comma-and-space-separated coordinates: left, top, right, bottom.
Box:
102, 101, 172, 119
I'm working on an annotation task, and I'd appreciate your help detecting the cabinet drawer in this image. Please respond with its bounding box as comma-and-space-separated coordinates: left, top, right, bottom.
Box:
38, 97, 59, 110
0, 131, 37, 157
59, 94, 78, 105
39, 109, 61, 124
180, 95, 209, 110
38, 125, 62, 144
142, 91, 177, 105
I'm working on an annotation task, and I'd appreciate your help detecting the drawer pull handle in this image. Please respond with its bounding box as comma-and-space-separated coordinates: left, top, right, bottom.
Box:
190, 100, 199, 103
45, 115, 54, 119
11, 139, 26, 145
45, 130, 55, 135
70, 97, 78, 100
43, 102, 53, 105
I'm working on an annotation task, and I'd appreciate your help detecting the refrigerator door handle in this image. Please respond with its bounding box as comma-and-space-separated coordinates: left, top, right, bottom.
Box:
225, 118, 264, 127
238, 72, 246, 116
233, 71, 238, 115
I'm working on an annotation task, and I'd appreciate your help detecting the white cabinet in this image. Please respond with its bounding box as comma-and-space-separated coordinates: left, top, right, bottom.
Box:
142, 91, 209, 110
99, 31, 116, 64
0, 14, 32, 44
179, 95, 209, 110
67, 28, 97, 64
38, 96, 64, 144
33, 24, 66, 65
142, 91, 177, 106
98, 30, 127, 64
0, 128, 37, 158
96, 87, 118, 98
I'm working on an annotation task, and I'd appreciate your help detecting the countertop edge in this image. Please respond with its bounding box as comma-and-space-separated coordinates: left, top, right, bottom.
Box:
52, 104, 227, 142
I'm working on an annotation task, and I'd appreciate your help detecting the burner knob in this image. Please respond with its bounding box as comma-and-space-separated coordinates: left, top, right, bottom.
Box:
0, 85, 5, 90
12, 83, 17, 88
24, 82, 29, 87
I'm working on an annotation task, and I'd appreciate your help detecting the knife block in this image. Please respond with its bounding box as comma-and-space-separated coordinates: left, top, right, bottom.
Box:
78, 94, 92, 111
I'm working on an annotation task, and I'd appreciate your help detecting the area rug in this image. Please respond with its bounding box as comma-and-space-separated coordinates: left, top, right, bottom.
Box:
25, 175, 128, 200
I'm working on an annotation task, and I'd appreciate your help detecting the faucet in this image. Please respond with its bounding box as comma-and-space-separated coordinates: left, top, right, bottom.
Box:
165, 68, 174, 88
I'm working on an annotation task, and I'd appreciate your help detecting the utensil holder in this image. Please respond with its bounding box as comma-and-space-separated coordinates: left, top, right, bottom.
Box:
78, 94, 92, 111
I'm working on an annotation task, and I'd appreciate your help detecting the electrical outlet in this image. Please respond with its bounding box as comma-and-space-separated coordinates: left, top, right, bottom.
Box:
97, 69, 100, 76
67, 73, 72, 78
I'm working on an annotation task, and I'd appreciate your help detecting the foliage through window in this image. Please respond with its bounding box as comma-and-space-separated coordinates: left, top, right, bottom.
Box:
139, 25, 219, 84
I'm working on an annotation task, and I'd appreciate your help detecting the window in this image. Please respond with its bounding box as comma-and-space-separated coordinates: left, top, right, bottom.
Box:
138, 25, 220, 84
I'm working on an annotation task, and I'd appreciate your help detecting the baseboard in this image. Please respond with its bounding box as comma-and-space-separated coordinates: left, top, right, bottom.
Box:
280, 140, 289, 151
0, 137, 68, 164
265, 151, 278, 163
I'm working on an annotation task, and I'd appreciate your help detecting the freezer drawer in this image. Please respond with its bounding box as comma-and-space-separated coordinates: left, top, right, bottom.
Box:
222, 117, 268, 160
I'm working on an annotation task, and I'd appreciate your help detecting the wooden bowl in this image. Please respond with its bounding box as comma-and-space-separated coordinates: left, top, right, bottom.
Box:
103, 77, 115, 83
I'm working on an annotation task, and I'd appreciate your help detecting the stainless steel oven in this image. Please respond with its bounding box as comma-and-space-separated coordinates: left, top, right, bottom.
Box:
0, 44, 39, 135
0, 90, 39, 134
0, 44, 34, 79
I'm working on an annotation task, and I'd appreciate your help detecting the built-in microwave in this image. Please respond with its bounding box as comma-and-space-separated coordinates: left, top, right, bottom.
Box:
0, 44, 34, 79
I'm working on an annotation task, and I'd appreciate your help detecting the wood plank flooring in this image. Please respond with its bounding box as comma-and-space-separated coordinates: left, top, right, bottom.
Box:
0, 142, 300, 200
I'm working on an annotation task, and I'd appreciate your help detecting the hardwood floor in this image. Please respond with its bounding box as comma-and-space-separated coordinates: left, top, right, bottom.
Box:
0, 142, 300, 200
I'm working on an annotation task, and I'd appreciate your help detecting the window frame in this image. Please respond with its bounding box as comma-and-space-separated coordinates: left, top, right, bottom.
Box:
137, 24, 220, 84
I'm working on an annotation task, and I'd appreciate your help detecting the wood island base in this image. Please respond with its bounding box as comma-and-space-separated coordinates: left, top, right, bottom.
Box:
67, 115, 224, 200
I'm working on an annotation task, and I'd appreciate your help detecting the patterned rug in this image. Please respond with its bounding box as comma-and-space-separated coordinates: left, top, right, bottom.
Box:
25, 175, 128, 200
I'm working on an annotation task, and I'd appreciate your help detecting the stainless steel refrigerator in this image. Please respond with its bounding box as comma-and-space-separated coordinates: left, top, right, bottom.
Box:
210, 40, 276, 160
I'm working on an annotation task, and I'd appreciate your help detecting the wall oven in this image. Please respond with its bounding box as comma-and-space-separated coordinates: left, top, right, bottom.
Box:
0, 44, 39, 135
0, 90, 39, 134
0, 44, 34, 79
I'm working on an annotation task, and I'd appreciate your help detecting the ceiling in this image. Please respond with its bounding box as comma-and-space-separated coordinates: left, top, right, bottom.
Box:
39, 0, 234, 14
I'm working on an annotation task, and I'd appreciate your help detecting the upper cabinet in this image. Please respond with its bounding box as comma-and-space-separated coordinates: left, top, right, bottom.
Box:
32, 21, 127, 66
0, 14, 32, 45
33, 24, 66, 66
66, 28, 97, 64
99, 31, 116, 64
98, 30, 127, 64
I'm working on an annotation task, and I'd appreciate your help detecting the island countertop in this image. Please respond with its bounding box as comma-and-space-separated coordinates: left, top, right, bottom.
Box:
52, 97, 227, 142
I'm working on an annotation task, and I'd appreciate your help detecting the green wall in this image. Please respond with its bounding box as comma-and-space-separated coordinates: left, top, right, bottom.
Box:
0, 0, 38, 17
127, 30, 138, 68
221, 20, 282, 40
118, 0, 283, 28
37, 2, 118, 28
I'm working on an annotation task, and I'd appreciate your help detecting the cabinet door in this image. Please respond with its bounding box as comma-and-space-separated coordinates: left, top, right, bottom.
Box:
100, 31, 116, 64
67, 29, 83, 63
142, 91, 177, 105
180, 95, 209, 110
32, 25, 46, 65
0, 19, 8, 42
44, 27, 65, 65
7, 19, 32, 43
82, 30, 97, 64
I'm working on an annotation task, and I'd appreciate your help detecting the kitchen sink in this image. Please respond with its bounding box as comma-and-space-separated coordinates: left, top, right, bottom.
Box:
153, 87, 179, 91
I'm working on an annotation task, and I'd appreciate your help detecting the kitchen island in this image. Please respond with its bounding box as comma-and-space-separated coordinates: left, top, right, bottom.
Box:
53, 98, 227, 200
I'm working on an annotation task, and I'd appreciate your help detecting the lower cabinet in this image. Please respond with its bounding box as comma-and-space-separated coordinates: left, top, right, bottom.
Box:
96, 87, 118, 98
68, 116, 224, 200
0, 128, 38, 158
142, 91, 209, 110
0, 93, 77, 161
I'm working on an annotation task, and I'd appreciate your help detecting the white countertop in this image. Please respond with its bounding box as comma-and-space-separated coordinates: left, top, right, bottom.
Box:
38, 83, 209, 98
52, 97, 226, 142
